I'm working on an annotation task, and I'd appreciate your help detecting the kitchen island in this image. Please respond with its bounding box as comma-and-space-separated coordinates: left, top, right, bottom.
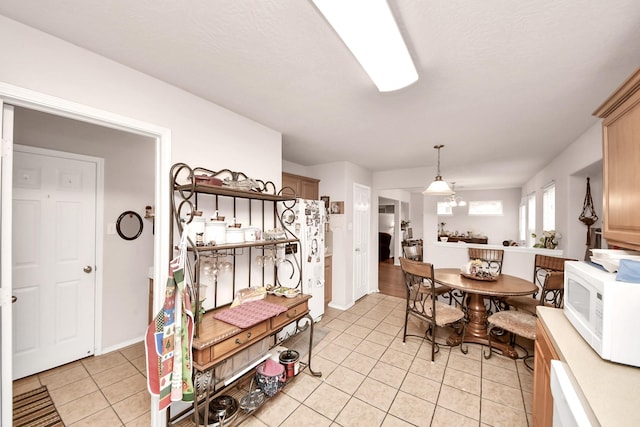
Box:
536, 307, 640, 426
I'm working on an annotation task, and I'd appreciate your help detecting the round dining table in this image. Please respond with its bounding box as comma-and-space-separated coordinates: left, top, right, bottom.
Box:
434, 268, 538, 358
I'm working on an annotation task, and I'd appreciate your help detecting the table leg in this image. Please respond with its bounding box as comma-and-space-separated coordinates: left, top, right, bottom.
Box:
446, 293, 518, 358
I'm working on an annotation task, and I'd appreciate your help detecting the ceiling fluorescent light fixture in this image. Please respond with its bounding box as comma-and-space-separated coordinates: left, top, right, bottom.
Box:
423, 145, 453, 195
311, 0, 418, 92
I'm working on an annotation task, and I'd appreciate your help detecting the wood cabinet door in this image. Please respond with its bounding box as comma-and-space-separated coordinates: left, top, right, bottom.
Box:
282, 172, 300, 198
301, 178, 319, 200
324, 256, 332, 306
533, 319, 559, 427
602, 91, 640, 250
282, 172, 319, 200
594, 67, 640, 250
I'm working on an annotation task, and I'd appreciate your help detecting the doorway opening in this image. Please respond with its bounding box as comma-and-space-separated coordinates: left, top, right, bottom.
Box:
12, 107, 155, 378
1, 84, 171, 427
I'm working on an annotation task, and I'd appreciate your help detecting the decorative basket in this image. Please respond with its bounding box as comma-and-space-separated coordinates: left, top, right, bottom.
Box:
255, 359, 286, 397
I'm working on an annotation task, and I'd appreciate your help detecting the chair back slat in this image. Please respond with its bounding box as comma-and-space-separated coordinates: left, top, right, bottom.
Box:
468, 248, 504, 274
540, 271, 565, 308
533, 254, 577, 289
400, 257, 436, 317
402, 245, 422, 261
544, 271, 564, 291
400, 256, 433, 277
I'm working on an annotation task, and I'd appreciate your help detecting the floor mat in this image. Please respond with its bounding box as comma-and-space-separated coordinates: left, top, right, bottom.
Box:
13, 386, 64, 427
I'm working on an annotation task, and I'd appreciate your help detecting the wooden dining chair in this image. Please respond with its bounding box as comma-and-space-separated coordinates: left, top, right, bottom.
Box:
400, 257, 467, 361
505, 271, 565, 315
402, 245, 422, 261
484, 309, 536, 369
505, 254, 576, 312
468, 247, 504, 275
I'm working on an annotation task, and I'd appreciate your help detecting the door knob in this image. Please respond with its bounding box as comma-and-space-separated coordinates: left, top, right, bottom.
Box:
12, 296, 17, 303
83, 266, 93, 273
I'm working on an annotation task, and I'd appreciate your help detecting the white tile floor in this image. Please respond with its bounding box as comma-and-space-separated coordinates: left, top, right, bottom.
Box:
13, 292, 535, 426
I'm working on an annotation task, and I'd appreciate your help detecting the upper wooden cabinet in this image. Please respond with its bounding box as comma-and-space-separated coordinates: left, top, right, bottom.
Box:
282, 172, 320, 200
594, 68, 640, 251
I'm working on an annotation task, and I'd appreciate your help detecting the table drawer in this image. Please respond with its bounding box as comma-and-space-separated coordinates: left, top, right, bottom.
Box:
271, 301, 309, 330
212, 321, 268, 360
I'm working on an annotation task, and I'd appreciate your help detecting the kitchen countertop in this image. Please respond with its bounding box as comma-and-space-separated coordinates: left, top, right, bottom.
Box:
537, 306, 640, 426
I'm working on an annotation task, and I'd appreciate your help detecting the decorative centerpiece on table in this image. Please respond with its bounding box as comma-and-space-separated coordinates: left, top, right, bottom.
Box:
532, 230, 561, 249
460, 259, 498, 281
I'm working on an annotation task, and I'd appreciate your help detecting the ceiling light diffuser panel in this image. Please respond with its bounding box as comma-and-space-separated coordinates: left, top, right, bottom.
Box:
311, 0, 418, 92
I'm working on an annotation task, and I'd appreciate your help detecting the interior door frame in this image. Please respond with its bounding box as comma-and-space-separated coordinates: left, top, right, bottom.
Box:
0, 82, 171, 427
0, 102, 15, 427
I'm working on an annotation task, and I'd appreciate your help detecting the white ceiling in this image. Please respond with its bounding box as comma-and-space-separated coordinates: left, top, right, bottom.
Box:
1, 0, 639, 190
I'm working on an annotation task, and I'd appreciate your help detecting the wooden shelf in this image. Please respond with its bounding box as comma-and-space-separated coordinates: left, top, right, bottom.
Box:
174, 183, 296, 202
185, 238, 299, 253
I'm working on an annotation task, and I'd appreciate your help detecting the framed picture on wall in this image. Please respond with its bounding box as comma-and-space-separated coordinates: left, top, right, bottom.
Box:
330, 201, 344, 214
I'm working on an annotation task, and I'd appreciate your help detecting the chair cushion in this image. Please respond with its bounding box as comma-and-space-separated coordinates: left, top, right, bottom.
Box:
433, 299, 465, 327
487, 310, 537, 341
409, 296, 464, 327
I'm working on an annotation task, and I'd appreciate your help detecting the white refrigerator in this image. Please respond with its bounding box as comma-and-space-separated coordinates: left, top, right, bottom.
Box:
281, 198, 325, 322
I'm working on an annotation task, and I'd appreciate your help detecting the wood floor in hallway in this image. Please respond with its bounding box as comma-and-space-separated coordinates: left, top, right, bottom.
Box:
378, 258, 404, 298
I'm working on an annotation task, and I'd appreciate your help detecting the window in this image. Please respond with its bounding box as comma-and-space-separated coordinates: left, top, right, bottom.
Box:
543, 183, 556, 231
527, 192, 536, 246
437, 202, 452, 216
468, 200, 503, 216
519, 202, 527, 244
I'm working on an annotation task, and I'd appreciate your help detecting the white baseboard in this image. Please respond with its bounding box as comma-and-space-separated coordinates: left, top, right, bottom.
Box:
98, 335, 145, 356
327, 301, 353, 311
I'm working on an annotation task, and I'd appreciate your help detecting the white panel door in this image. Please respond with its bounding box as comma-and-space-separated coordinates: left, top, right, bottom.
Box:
12, 146, 97, 379
0, 103, 15, 426
353, 184, 371, 301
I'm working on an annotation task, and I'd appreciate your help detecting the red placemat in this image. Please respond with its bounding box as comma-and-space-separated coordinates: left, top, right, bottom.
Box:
214, 300, 287, 329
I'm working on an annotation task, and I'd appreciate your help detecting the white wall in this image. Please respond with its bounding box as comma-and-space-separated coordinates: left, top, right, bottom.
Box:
13, 108, 155, 349
284, 161, 374, 310
0, 16, 283, 351
410, 192, 424, 240
521, 123, 603, 260
282, 160, 313, 177
437, 188, 521, 245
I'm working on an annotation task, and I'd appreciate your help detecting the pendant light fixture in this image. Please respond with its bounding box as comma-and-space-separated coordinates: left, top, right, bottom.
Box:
423, 145, 453, 195
444, 182, 466, 207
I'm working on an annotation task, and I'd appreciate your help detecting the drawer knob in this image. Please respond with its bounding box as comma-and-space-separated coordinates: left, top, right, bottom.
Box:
235, 331, 252, 345
286, 309, 298, 319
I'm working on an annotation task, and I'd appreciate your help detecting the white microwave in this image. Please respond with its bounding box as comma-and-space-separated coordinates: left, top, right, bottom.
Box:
564, 261, 640, 367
